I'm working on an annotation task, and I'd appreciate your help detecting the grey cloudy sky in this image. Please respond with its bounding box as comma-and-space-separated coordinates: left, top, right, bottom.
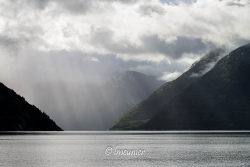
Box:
0, 0, 250, 84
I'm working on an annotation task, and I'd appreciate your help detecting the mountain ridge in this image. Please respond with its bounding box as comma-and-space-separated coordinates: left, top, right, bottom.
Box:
142, 44, 250, 130
112, 49, 224, 130
0, 82, 62, 131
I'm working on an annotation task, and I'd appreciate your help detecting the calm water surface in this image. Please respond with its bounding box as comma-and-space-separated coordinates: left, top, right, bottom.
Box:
0, 131, 250, 167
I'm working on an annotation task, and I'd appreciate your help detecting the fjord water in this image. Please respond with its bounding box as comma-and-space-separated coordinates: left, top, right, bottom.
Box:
0, 132, 250, 167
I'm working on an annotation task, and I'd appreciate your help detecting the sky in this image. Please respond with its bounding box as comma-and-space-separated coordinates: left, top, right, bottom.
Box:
0, 0, 250, 129
0, 0, 250, 84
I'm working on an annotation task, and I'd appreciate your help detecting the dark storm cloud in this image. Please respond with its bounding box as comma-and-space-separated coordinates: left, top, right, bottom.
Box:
226, 2, 245, 7
91, 28, 210, 59
26, 0, 92, 13
0, 35, 18, 48
142, 35, 210, 59
26, 0, 138, 13
23, 0, 49, 10
138, 4, 166, 16
57, 0, 93, 14
0, 35, 20, 55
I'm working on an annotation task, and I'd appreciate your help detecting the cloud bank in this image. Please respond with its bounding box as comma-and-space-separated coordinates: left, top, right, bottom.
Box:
1, 0, 250, 78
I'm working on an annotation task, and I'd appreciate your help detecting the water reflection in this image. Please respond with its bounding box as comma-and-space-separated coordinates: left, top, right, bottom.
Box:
0, 131, 250, 167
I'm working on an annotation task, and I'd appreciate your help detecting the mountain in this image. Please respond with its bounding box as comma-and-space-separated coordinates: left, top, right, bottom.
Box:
143, 44, 250, 130
109, 71, 165, 107
24, 71, 164, 130
112, 49, 224, 130
0, 82, 62, 131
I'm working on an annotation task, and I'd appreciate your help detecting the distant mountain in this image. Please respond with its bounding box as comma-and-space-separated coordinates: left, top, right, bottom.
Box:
109, 71, 165, 107
143, 44, 250, 130
0, 82, 62, 131
112, 49, 224, 130
27, 71, 164, 130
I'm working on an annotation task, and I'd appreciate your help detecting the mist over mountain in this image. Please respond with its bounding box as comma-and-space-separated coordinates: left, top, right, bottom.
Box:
113, 44, 250, 130
25, 71, 163, 130
144, 44, 250, 130
112, 49, 224, 130
0, 82, 61, 131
